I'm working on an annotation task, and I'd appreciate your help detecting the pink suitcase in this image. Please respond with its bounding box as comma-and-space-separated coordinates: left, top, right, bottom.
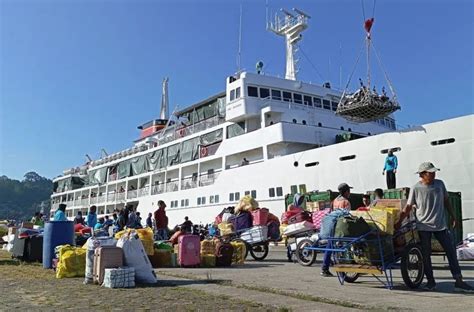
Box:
178, 235, 200, 267
252, 208, 269, 226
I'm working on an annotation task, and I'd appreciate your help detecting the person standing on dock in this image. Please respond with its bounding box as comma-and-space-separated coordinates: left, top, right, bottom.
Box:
86, 205, 97, 229
383, 149, 398, 189
396, 162, 473, 293
154, 200, 169, 240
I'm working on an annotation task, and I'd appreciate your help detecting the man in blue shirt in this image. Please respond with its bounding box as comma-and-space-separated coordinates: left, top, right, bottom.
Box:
86, 205, 97, 229
53, 204, 68, 221
383, 149, 398, 189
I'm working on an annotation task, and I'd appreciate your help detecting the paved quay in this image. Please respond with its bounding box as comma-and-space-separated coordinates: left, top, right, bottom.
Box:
157, 246, 474, 311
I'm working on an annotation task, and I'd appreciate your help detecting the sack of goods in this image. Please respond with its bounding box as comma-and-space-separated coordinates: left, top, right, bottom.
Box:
102, 267, 135, 288
241, 226, 268, 244
149, 249, 172, 268
312, 208, 331, 230
283, 221, 316, 237
215, 241, 234, 267
115, 228, 154, 256
230, 240, 246, 265
457, 246, 474, 261
56, 245, 87, 279
334, 215, 371, 238
352, 235, 394, 265
218, 222, 234, 236
200, 239, 216, 256
200, 254, 216, 268
351, 207, 398, 235
117, 233, 157, 284
235, 195, 258, 214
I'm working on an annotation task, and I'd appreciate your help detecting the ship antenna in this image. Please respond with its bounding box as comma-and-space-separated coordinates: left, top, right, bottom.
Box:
160, 77, 169, 120
237, 4, 243, 72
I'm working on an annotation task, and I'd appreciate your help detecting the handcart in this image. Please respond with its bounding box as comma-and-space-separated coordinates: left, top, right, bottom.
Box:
303, 220, 424, 289
218, 226, 273, 261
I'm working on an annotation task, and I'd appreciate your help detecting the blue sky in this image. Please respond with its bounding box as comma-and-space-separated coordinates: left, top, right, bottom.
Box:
0, 0, 472, 180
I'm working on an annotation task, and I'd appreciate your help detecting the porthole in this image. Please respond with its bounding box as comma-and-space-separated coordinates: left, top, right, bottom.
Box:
305, 162, 319, 167
339, 155, 356, 161
381, 147, 401, 154
348, 128, 352, 132
318, 122, 322, 127
293, 119, 297, 123
430, 138, 455, 146
340, 126, 344, 130
302, 120, 307, 125
293, 161, 299, 167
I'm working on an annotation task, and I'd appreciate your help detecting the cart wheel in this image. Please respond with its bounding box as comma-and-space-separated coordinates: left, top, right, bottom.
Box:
401, 244, 424, 289
295, 239, 317, 267
337, 272, 360, 283
250, 242, 269, 261
230, 238, 249, 259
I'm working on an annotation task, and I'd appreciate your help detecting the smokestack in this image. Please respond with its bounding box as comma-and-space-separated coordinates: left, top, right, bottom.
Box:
160, 77, 169, 120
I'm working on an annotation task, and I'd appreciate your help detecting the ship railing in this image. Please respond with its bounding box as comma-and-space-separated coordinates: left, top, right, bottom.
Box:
166, 181, 179, 192
90, 197, 98, 204
181, 177, 197, 190
107, 193, 116, 202
97, 195, 106, 203
66, 200, 74, 206
51, 203, 60, 211
138, 186, 150, 197
199, 172, 220, 187
152, 184, 164, 195
200, 142, 220, 159
80, 198, 89, 206
127, 190, 138, 199
116, 192, 126, 201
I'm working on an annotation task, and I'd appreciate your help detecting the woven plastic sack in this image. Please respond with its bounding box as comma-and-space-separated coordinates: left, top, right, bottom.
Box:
56, 245, 87, 278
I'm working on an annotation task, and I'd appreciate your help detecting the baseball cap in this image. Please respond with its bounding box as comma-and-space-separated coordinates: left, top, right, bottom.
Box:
338, 183, 353, 193
416, 162, 440, 174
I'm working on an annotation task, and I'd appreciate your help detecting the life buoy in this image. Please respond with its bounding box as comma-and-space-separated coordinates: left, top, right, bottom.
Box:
178, 128, 186, 137
200, 146, 208, 158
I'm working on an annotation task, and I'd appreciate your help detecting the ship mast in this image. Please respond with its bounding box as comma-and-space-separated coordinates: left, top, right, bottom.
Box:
268, 8, 310, 81
160, 77, 169, 120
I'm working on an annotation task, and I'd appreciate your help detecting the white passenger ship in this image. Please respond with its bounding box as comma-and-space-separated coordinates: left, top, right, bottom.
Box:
50, 9, 474, 236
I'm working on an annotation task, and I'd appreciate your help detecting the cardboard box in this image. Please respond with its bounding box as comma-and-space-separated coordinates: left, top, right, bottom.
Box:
21, 222, 33, 229
374, 199, 407, 211
306, 201, 331, 212
352, 208, 396, 235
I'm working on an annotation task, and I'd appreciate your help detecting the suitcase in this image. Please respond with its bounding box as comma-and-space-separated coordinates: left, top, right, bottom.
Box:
215, 241, 234, 267
93, 246, 123, 285
178, 235, 200, 267
11, 237, 27, 260
25, 235, 43, 262
251, 208, 269, 226
288, 211, 311, 225
102, 267, 135, 288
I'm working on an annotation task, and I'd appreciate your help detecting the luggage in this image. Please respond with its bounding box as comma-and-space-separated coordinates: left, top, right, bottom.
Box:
56, 245, 87, 278
201, 239, 216, 255
218, 222, 234, 236
312, 208, 331, 230
353, 235, 394, 265
288, 211, 311, 225
457, 246, 474, 260
241, 226, 268, 244
84, 237, 116, 284
281, 207, 303, 224
11, 237, 27, 260
230, 240, 246, 265
149, 249, 172, 268
93, 246, 123, 285
215, 241, 234, 267
25, 235, 43, 262
267, 221, 280, 240
200, 254, 216, 267
230, 212, 252, 232
102, 267, 135, 288
319, 209, 350, 239
178, 235, 200, 267
283, 221, 316, 237
222, 212, 234, 223
252, 208, 269, 226
334, 216, 371, 238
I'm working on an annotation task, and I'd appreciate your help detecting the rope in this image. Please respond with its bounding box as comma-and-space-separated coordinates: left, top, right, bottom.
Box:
361, 0, 366, 21
372, 0, 377, 19
297, 44, 325, 82
371, 41, 397, 100
338, 40, 365, 106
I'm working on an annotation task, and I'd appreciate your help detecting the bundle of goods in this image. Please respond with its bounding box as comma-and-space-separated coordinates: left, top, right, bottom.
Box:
115, 228, 154, 256
55, 245, 87, 278
217, 222, 234, 236
84, 236, 116, 284
306, 200, 332, 212
281, 208, 311, 225
177, 235, 200, 268
200, 239, 217, 268
235, 195, 258, 214
229, 212, 252, 232
457, 233, 474, 260
230, 240, 246, 265
215, 207, 235, 224
312, 208, 332, 230
352, 234, 395, 265
149, 249, 173, 268
117, 232, 157, 284
351, 206, 399, 235
102, 267, 135, 288
334, 215, 372, 238
215, 241, 234, 267
251, 208, 269, 226
283, 221, 316, 237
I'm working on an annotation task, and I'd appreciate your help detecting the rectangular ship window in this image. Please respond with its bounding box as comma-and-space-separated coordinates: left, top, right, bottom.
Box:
247, 86, 258, 97
313, 97, 322, 107
304, 95, 313, 106
276, 187, 283, 197
230, 89, 235, 101
290, 185, 298, 194
245, 191, 250, 196
259, 88, 270, 99
269, 188, 275, 198
251, 190, 257, 198
215, 195, 219, 203
331, 101, 338, 111
323, 99, 331, 110
293, 93, 303, 104
197, 197, 201, 205
271, 89, 282, 101
229, 193, 234, 201
210, 195, 214, 203
235, 192, 240, 201
235, 87, 241, 99
283, 91, 292, 102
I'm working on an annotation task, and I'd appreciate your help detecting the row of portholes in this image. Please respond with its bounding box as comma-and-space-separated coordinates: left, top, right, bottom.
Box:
291, 118, 356, 132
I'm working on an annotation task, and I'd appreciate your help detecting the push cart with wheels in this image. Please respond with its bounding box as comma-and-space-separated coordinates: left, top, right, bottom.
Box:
303, 220, 424, 289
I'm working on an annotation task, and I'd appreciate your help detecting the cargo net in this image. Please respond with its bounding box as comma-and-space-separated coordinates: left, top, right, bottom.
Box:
336, 86, 400, 123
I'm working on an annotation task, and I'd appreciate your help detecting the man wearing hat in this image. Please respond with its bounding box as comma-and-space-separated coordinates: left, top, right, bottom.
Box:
397, 162, 473, 292
320, 183, 353, 277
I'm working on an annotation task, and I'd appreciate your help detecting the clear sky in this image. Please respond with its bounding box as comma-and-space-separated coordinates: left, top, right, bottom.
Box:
0, 0, 472, 180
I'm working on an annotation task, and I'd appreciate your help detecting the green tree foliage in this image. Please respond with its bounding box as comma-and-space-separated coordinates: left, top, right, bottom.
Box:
0, 172, 52, 221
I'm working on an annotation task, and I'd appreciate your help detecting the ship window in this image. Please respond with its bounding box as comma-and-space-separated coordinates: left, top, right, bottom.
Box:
293, 93, 303, 104
170, 201, 175, 208
318, 122, 322, 127
174, 200, 178, 207
269, 188, 275, 198
348, 128, 352, 132
181, 199, 185, 207
251, 190, 257, 198
235, 192, 240, 200
323, 99, 331, 110
245, 190, 250, 196
202, 197, 206, 205
276, 187, 283, 196
313, 97, 322, 107
293, 119, 297, 123
304, 95, 313, 106
290, 185, 298, 194
230, 89, 235, 101
210, 195, 214, 203
299, 184, 307, 194
305, 161, 319, 167
283, 91, 292, 102
259, 88, 270, 99
302, 120, 307, 125
331, 101, 338, 111
185, 199, 189, 206
235, 87, 241, 99
340, 126, 344, 130
215, 195, 219, 203
381, 147, 401, 154
197, 197, 201, 205
271, 89, 282, 101
431, 138, 455, 146
247, 86, 258, 97
340, 155, 356, 161
229, 193, 234, 201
